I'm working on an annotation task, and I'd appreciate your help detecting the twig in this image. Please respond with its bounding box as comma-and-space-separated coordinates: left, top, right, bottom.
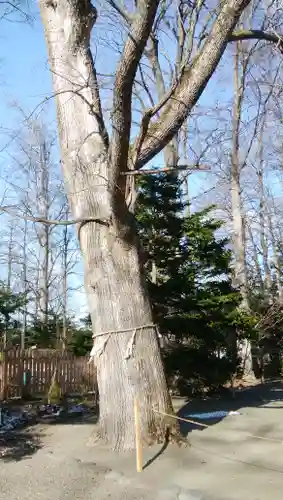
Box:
0, 205, 110, 227
121, 164, 210, 176
228, 30, 283, 53
132, 78, 180, 167
107, 0, 133, 25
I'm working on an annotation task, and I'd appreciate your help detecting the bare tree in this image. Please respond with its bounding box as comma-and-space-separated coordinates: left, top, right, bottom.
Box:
37, 0, 283, 450
0, 116, 80, 334
60, 207, 69, 349
36, 129, 50, 326
8, 120, 56, 324
257, 121, 271, 295
6, 221, 15, 290
231, 41, 249, 310
247, 220, 264, 292
267, 211, 283, 300
21, 218, 28, 348
0, 217, 23, 290
55, 198, 80, 349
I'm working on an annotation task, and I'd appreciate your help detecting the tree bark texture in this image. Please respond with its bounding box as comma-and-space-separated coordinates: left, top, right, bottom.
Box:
38, 0, 175, 450
237, 338, 253, 379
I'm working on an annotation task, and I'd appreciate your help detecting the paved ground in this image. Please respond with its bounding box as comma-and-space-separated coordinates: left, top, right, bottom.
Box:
1, 381, 283, 500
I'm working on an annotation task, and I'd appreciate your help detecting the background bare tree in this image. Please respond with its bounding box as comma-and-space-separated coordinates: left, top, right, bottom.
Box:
0, 116, 82, 346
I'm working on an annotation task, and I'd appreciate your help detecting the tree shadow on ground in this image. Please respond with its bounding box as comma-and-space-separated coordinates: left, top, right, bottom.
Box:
143, 427, 170, 470
0, 428, 43, 462
0, 408, 99, 462
36, 411, 99, 426
177, 379, 283, 437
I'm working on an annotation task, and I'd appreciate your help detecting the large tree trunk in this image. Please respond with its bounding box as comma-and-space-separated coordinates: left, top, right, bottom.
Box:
39, 0, 175, 451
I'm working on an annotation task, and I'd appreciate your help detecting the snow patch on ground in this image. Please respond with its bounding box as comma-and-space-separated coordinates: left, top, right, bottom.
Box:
185, 410, 241, 420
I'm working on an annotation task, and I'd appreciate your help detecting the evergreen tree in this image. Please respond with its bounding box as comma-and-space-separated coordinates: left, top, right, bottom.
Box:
25, 315, 64, 349
136, 173, 245, 394
0, 285, 28, 346
68, 315, 93, 356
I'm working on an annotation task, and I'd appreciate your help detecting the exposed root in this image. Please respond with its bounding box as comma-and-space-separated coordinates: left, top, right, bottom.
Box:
167, 425, 189, 448
87, 428, 103, 447
145, 409, 188, 449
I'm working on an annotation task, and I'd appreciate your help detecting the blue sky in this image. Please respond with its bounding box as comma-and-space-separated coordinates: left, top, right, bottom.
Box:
0, 5, 54, 127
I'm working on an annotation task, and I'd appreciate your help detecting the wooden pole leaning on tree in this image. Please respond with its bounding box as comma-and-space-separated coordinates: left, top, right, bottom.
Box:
134, 397, 143, 472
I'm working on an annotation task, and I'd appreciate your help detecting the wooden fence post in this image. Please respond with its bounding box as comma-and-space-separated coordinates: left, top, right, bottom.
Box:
1, 349, 8, 401
0, 348, 97, 401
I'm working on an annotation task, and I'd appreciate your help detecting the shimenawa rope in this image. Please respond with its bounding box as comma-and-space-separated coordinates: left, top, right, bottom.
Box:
89, 323, 160, 360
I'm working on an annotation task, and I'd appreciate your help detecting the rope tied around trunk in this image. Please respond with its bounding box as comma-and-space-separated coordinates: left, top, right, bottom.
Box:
89, 323, 161, 361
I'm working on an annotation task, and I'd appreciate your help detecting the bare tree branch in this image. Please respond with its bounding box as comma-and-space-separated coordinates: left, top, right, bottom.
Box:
107, 0, 133, 25
0, 206, 110, 227
228, 29, 283, 49
132, 78, 180, 168
110, 0, 160, 187
146, 34, 180, 169
134, 0, 283, 170
121, 163, 210, 175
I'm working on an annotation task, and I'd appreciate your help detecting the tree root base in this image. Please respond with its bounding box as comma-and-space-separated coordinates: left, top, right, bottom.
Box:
88, 424, 188, 451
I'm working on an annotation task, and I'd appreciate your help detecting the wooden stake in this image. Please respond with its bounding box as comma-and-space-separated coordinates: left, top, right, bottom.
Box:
134, 397, 143, 472
231, 376, 236, 399
1, 350, 7, 401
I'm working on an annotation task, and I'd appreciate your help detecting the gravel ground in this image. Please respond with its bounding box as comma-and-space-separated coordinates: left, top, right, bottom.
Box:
0, 422, 202, 500
1, 382, 283, 500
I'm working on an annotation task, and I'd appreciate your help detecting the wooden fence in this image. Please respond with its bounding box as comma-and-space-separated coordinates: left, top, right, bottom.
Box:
0, 348, 96, 400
